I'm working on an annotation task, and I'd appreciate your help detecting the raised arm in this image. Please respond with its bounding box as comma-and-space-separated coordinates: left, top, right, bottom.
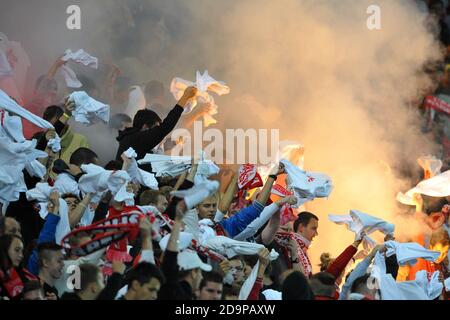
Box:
218, 173, 238, 214
256, 163, 285, 206
69, 193, 93, 228
46, 56, 65, 80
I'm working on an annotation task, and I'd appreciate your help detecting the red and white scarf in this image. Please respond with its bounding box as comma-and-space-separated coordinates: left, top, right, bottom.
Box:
424, 95, 450, 115
237, 164, 263, 197
274, 232, 312, 277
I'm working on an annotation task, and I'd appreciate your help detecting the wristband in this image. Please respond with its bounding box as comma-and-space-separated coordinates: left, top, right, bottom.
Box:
269, 174, 278, 180
291, 258, 300, 264
62, 113, 71, 119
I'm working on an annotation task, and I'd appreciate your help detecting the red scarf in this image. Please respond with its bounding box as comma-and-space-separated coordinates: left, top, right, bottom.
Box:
424, 95, 450, 115
274, 232, 312, 277
61, 210, 144, 257
237, 164, 263, 198
0, 268, 37, 299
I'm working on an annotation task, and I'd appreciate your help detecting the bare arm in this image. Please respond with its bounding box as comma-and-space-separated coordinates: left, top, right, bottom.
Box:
260, 211, 280, 245
173, 171, 188, 191
256, 163, 285, 205
46, 57, 65, 80
218, 173, 238, 214
69, 193, 93, 228
186, 163, 198, 183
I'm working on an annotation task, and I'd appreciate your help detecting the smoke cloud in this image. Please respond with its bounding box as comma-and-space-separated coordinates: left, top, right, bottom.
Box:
1, 0, 445, 270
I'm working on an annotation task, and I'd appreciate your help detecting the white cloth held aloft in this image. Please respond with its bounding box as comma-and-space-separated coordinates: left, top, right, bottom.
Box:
68, 91, 110, 125
0, 89, 54, 130
78, 164, 134, 204
138, 153, 192, 178
194, 151, 220, 185
371, 251, 443, 300
60, 49, 98, 88
281, 159, 333, 207
384, 240, 441, 266
204, 235, 279, 260
47, 133, 61, 153
53, 173, 80, 197
0, 138, 47, 203
123, 148, 158, 190
328, 210, 395, 249
397, 169, 450, 206
171, 180, 219, 210
170, 70, 230, 127
25, 183, 70, 245
62, 49, 98, 68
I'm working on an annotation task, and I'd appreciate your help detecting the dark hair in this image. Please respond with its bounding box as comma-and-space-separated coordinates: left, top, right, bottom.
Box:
43, 105, 64, 122
23, 280, 44, 295
76, 263, 101, 292
104, 160, 123, 171
350, 274, 374, 295
309, 272, 336, 298
139, 190, 165, 206
282, 271, 314, 300
37, 242, 62, 269
145, 80, 164, 100
126, 262, 165, 287
133, 109, 162, 130
0, 216, 5, 237
222, 285, 240, 298
0, 234, 23, 272
199, 271, 223, 290
109, 113, 132, 130
422, 196, 448, 215
69, 148, 98, 166
294, 211, 319, 232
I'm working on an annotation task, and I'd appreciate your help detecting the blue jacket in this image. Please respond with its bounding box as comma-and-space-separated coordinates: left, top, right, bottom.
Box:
219, 201, 264, 238
27, 213, 60, 276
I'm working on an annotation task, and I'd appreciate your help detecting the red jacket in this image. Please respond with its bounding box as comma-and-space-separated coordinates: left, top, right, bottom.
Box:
326, 245, 357, 299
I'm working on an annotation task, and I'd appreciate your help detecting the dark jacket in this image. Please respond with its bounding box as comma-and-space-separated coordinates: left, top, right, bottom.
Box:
115, 104, 184, 161
157, 250, 195, 300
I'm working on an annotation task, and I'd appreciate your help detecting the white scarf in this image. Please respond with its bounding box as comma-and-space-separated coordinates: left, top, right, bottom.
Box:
281, 159, 333, 207
384, 240, 441, 266
68, 91, 110, 125
60, 49, 98, 88
170, 70, 230, 127
123, 148, 158, 190
397, 169, 450, 206
170, 180, 219, 210
329, 210, 395, 250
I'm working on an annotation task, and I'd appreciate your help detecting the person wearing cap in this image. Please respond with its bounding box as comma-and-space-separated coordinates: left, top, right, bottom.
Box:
158, 200, 213, 300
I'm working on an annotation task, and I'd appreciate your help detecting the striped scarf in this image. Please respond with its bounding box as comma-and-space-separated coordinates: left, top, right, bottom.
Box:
274, 232, 312, 277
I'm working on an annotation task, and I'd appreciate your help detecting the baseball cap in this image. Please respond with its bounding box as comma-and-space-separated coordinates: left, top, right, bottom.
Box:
177, 249, 212, 272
